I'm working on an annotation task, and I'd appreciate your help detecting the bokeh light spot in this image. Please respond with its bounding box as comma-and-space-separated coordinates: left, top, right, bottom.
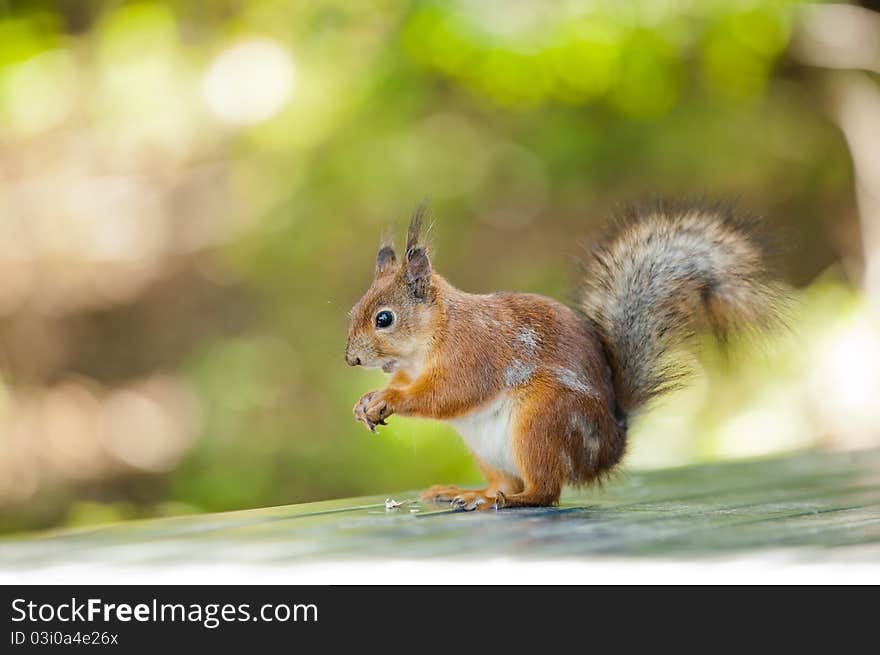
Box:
202, 38, 295, 126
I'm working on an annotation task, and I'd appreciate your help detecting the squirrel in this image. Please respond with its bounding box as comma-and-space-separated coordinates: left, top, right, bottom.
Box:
345, 200, 786, 510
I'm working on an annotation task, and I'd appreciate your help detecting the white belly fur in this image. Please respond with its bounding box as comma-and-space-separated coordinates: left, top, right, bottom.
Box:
448, 394, 519, 478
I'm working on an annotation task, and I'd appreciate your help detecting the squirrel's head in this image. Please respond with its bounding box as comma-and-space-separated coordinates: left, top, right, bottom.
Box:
345, 203, 437, 374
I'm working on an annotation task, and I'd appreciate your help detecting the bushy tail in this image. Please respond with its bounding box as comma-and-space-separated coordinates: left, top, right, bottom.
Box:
580, 201, 788, 415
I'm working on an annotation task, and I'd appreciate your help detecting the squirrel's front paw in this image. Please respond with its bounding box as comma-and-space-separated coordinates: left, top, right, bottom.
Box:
353, 391, 380, 433
364, 389, 395, 427
353, 390, 396, 433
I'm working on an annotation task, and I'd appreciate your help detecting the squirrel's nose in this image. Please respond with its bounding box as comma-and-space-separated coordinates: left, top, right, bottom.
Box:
345, 352, 361, 367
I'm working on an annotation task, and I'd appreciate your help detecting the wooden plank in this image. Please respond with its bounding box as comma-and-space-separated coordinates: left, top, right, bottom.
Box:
1, 449, 879, 570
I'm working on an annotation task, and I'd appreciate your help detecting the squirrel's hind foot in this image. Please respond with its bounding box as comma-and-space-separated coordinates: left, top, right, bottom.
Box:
420, 486, 506, 511
419, 484, 468, 502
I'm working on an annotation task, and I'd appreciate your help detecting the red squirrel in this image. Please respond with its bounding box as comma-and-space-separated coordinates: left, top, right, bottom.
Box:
345, 201, 785, 510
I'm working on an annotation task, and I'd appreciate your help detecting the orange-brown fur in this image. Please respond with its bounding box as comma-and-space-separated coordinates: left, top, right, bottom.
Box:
346, 202, 784, 510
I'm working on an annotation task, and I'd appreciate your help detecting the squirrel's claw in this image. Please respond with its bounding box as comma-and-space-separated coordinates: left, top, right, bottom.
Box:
452, 495, 491, 511
355, 413, 375, 433
448, 490, 505, 511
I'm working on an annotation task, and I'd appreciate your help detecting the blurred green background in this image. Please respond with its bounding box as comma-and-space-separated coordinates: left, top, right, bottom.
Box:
1, 0, 879, 534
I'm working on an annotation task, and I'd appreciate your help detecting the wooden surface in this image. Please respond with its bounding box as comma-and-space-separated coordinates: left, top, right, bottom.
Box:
2, 449, 880, 573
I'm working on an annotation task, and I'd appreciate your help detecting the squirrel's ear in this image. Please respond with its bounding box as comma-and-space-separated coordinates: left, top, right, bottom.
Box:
404, 246, 431, 299
403, 200, 432, 298
375, 245, 397, 277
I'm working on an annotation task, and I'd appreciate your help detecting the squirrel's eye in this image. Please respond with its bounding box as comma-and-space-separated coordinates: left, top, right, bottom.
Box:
375, 310, 394, 329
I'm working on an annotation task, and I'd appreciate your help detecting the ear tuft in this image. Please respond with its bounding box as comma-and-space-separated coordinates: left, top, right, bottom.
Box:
375, 244, 397, 277
406, 200, 430, 253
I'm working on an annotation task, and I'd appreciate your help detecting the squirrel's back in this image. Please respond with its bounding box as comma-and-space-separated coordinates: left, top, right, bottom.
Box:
580, 201, 788, 416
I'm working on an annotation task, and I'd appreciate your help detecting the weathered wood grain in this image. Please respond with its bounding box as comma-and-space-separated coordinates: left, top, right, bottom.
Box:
1, 449, 878, 570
